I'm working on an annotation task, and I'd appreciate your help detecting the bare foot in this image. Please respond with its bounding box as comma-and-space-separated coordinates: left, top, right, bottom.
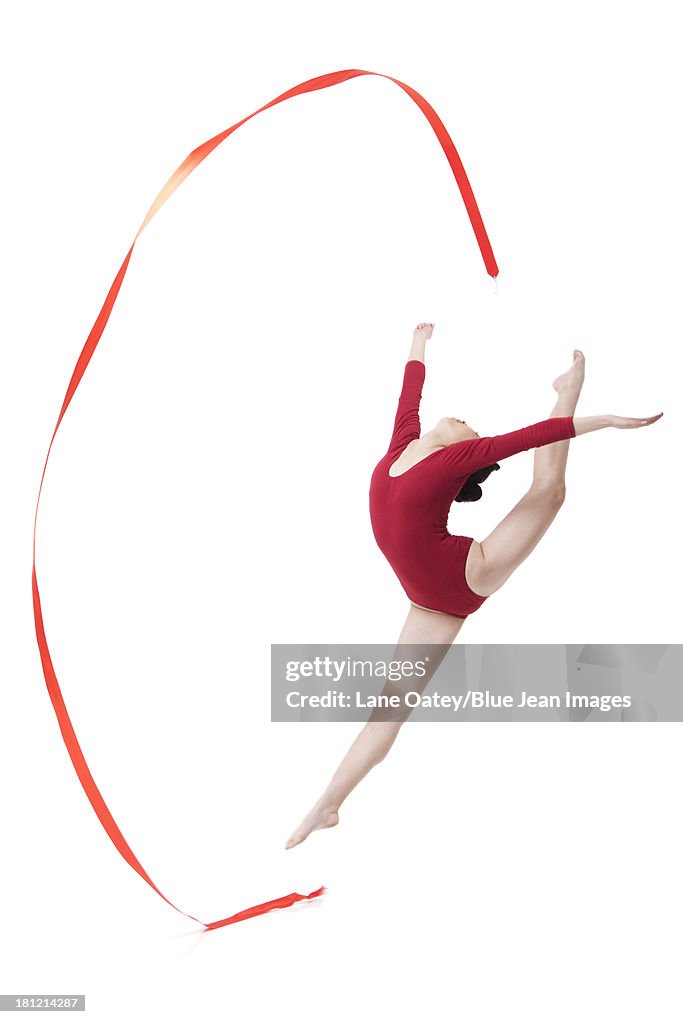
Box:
553, 349, 585, 398
285, 804, 340, 850
413, 321, 434, 341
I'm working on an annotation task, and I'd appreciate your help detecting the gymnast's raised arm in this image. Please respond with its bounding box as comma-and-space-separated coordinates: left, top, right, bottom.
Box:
387, 322, 434, 454
407, 321, 433, 364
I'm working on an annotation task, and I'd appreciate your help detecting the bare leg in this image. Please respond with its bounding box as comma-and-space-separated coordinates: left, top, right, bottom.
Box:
465, 349, 585, 597
285, 604, 464, 849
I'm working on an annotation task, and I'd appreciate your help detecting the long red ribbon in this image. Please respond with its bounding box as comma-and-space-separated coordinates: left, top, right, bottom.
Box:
31, 68, 498, 932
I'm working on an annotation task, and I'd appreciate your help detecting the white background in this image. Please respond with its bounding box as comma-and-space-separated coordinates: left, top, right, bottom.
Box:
2, 1, 682, 1021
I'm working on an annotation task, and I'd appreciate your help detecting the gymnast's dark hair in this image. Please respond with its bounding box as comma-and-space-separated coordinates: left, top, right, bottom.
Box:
455, 462, 500, 502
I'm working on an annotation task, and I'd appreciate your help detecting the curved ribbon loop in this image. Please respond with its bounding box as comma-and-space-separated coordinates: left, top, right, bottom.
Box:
32, 68, 498, 931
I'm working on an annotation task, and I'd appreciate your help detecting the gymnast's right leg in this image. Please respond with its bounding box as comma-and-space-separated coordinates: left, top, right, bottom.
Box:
465, 349, 585, 597
285, 603, 464, 849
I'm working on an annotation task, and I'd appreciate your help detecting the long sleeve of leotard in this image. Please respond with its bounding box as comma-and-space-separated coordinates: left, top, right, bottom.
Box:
388, 359, 426, 454
440, 416, 576, 475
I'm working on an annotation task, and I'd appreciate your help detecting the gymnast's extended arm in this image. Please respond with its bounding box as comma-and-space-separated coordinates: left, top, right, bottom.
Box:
440, 412, 663, 476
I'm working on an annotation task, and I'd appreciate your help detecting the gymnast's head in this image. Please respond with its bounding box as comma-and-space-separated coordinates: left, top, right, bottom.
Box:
431, 417, 500, 503
434, 416, 480, 444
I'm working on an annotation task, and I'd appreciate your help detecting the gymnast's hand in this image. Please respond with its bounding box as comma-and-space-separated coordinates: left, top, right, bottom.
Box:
409, 321, 434, 362
609, 413, 664, 429
573, 412, 663, 435
414, 321, 434, 341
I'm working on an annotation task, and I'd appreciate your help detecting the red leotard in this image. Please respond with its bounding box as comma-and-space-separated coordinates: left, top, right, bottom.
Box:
369, 360, 576, 617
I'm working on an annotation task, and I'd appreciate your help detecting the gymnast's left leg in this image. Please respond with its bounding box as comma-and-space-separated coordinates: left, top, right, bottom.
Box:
285, 603, 464, 849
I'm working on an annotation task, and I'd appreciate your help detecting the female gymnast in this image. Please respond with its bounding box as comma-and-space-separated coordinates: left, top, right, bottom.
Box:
285, 323, 662, 849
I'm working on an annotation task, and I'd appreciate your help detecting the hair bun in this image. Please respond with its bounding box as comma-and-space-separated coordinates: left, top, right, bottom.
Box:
454, 462, 500, 503
455, 480, 483, 502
